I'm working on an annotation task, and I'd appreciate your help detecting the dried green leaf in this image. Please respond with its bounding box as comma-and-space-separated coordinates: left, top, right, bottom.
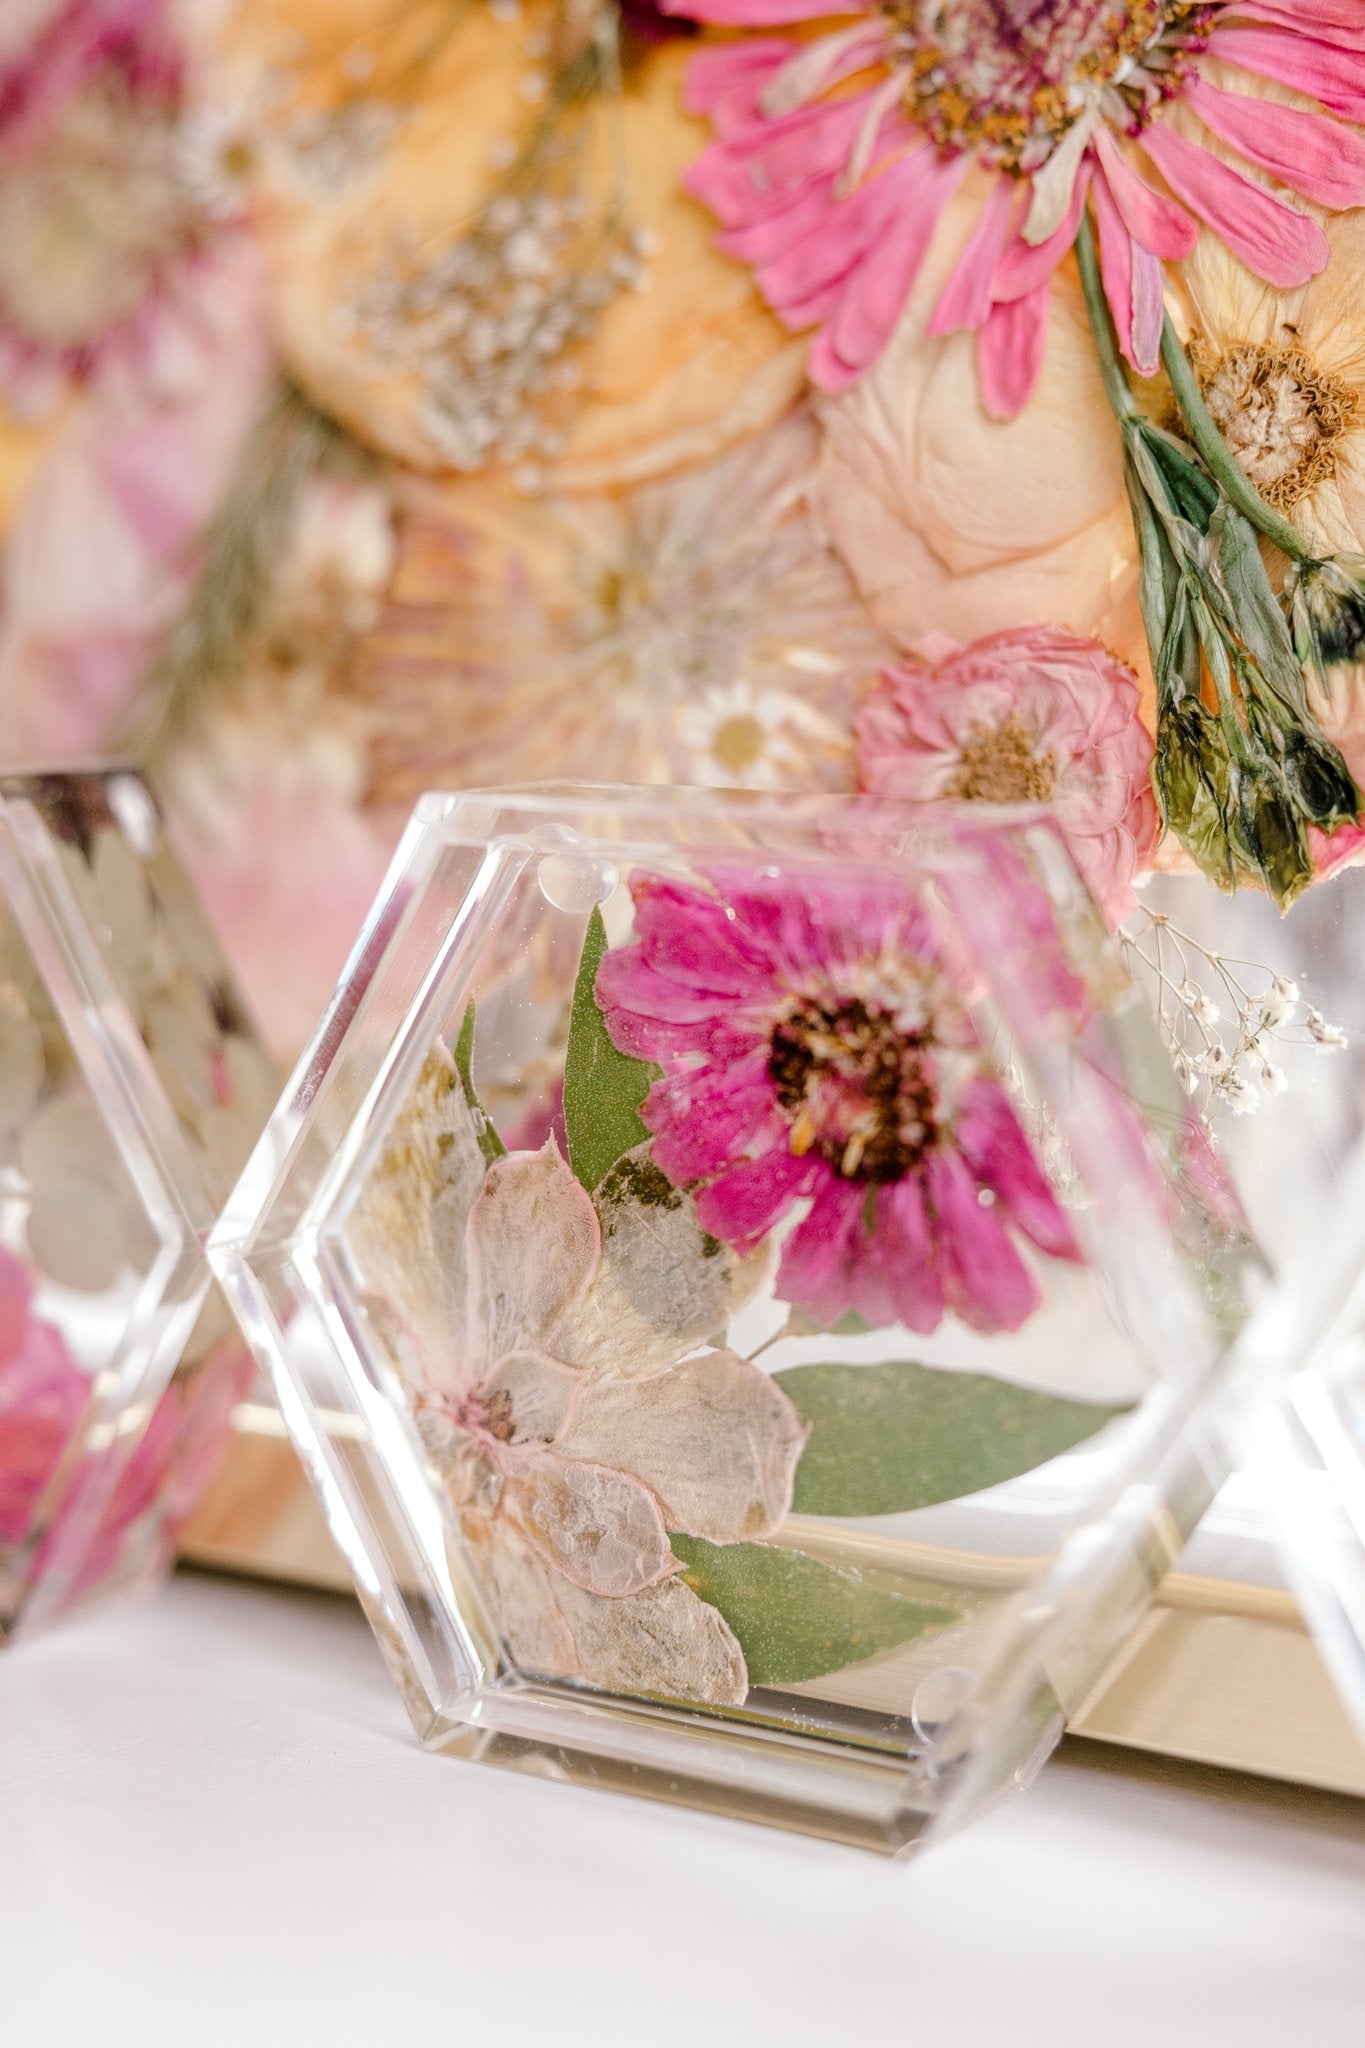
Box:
563, 908, 657, 1193
453, 1000, 506, 1162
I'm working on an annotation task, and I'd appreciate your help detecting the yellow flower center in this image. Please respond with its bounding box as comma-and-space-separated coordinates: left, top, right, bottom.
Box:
711, 712, 768, 776
948, 715, 1057, 804
1192, 337, 1359, 514
882, 2, 1208, 173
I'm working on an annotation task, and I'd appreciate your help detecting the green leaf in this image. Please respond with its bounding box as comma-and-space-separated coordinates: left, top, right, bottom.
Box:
670, 1536, 953, 1687
775, 1361, 1131, 1518
452, 1000, 506, 1162
563, 907, 657, 1193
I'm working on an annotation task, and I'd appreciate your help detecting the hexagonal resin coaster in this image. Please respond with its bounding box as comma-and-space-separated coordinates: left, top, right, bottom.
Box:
210, 786, 1258, 1851
0, 771, 277, 1640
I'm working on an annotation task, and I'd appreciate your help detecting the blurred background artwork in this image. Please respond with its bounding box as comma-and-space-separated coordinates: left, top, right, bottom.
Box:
0, 0, 1358, 1073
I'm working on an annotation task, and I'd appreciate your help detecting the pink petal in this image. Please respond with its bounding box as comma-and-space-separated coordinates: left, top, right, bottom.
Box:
630, 874, 778, 998
1208, 26, 1365, 124
1139, 119, 1329, 289
759, 161, 909, 311
663, 0, 844, 20
928, 175, 1018, 338
1231, 3, 1365, 45
925, 1148, 1041, 1336
1091, 130, 1197, 259
876, 1175, 945, 1335
1183, 73, 1365, 212
776, 1174, 887, 1326
683, 38, 798, 133
812, 150, 970, 388
991, 165, 1089, 303
645, 1054, 779, 1184
697, 1143, 813, 1254
1091, 172, 1156, 376
977, 284, 1050, 420
593, 945, 734, 1027
720, 175, 841, 267
953, 1080, 1081, 1262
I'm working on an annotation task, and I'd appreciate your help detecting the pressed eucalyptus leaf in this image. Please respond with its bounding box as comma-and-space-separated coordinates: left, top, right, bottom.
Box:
563, 907, 657, 1193
775, 1361, 1132, 1518
453, 1001, 506, 1163
670, 1535, 953, 1687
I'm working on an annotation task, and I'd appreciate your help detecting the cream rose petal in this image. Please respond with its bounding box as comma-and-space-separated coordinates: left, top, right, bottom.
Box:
550, 1570, 748, 1709
512, 1450, 675, 1599
465, 1140, 600, 1365
558, 1350, 808, 1546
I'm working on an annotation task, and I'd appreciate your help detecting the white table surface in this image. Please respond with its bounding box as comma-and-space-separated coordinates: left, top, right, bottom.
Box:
2, 1571, 1363, 2048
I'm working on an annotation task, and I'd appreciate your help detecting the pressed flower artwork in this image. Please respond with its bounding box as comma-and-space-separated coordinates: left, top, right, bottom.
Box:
212, 788, 1256, 1843
319, 795, 1246, 1723
0, 771, 274, 1640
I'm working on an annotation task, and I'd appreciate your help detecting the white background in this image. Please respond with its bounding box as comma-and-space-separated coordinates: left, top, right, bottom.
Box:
3, 1571, 1363, 2048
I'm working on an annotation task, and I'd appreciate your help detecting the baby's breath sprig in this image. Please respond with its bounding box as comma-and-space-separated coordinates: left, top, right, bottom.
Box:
1118, 909, 1347, 1121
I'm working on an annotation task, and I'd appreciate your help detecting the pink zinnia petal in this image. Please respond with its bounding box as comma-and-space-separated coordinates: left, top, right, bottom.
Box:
1091, 172, 1153, 376
1139, 119, 1329, 290
1207, 26, 1365, 125
954, 1079, 1081, 1263
683, 38, 799, 134
1092, 130, 1197, 260
759, 159, 909, 312
645, 1054, 778, 1185
926, 1148, 1042, 1336
697, 1143, 814, 1255
977, 284, 1050, 421
1183, 73, 1365, 213
928, 175, 1018, 338
812, 149, 969, 388
663, 0, 844, 20
876, 1176, 945, 1335
720, 174, 840, 267
1230, 3, 1365, 46
777, 1174, 897, 1328
630, 874, 778, 998
990, 165, 1090, 304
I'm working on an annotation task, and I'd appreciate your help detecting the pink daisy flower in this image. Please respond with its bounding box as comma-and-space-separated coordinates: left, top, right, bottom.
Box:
0, 0, 216, 398
595, 866, 1082, 1336
664, 1, 1365, 416
855, 627, 1160, 924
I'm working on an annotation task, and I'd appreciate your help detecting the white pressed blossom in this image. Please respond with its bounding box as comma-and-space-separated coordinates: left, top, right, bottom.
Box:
352, 1047, 807, 1705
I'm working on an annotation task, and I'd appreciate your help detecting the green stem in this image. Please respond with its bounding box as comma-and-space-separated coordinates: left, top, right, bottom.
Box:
1159, 318, 1310, 563
1074, 214, 1140, 427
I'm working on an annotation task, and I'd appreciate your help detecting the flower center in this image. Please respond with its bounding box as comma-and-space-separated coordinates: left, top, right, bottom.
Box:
948, 714, 1057, 804
711, 712, 768, 776
1192, 338, 1359, 514
882, 1, 1210, 172
768, 994, 938, 1183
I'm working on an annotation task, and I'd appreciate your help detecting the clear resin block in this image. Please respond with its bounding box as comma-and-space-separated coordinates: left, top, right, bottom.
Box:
210, 786, 1257, 1851
0, 770, 278, 1639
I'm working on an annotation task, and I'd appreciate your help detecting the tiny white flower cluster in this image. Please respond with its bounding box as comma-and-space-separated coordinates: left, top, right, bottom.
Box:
1121, 914, 1349, 1123
342, 148, 650, 477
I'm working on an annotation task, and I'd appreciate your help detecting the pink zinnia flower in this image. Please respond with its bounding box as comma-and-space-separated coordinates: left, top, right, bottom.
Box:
0, 0, 220, 398
0, 1245, 86, 1550
596, 867, 1082, 1335
665, 1, 1365, 415
856, 627, 1160, 923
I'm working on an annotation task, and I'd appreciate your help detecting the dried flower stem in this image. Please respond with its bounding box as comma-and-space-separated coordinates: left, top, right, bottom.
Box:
115, 381, 370, 770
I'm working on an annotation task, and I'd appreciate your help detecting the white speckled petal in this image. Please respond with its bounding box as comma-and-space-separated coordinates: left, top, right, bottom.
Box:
551, 1571, 749, 1707
349, 1046, 485, 1398
512, 1449, 675, 1597
558, 1350, 807, 1544
466, 1141, 600, 1363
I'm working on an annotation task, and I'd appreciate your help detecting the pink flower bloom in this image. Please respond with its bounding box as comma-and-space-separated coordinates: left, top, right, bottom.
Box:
0, 0, 224, 398
596, 867, 1082, 1335
665, 1, 1365, 413
0, 1245, 86, 1549
855, 627, 1159, 923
